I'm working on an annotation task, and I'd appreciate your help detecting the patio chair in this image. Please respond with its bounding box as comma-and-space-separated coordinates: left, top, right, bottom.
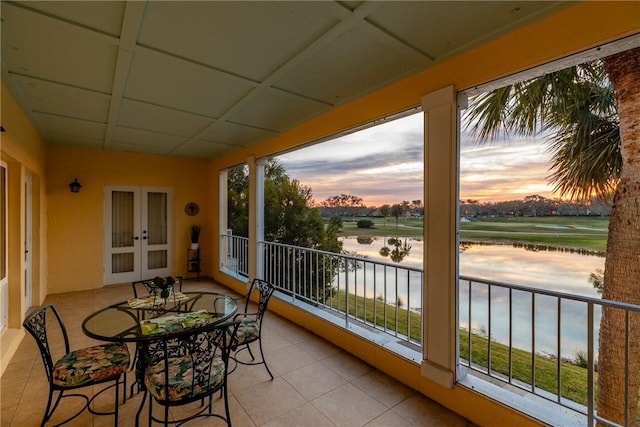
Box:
140, 320, 240, 426
22, 304, 130, 427
131, 275, 183, 298
230, 278, 276, 379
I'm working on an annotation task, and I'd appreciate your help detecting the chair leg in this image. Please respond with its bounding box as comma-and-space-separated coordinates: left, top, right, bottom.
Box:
135, 390, 147, 427
223, 385, 232, 426
114, 377, 120, 427
42, 389, 63, 426
147, 392, 153, 427
258, 339, 274, 380
246, 344, 256, 361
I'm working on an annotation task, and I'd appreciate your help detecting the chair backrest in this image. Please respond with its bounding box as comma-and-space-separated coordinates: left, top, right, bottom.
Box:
132, 276, 183, 298
23, 305, 70, 383
143, 320, 240, 402
243, 278, 276, 324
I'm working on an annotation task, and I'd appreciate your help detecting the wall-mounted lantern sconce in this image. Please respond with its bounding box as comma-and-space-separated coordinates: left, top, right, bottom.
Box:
68, 178, 82, 193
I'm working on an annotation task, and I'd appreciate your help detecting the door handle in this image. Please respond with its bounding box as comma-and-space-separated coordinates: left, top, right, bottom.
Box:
133, 236, 139, 240
143, 236, 149, 240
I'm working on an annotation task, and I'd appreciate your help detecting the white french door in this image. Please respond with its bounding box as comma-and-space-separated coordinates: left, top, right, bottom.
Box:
104, 186, 173, 285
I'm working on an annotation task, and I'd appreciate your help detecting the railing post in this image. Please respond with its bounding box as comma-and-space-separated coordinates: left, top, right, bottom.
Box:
345, 257, 349, 327
587, 302, 594, 426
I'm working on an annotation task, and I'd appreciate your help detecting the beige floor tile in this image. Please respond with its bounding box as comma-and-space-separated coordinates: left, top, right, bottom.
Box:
283, 361, 347, 400
1, 404, 16, 427
235, 377, 307, 426
364, 409, 415, 426
227, 361, 274, 394
351, 369, 415, 408
393, 395, 470, 427
263, 402, 336, 427
322, 351, 372, 382
311, 383, 387, 427
258, 330, 297, 354
265, 343, 317, 376
295, 334, 342, 360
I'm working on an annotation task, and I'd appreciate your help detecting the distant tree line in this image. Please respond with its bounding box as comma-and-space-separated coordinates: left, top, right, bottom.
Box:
460, 194, 611, 218
318, 194, 424, 219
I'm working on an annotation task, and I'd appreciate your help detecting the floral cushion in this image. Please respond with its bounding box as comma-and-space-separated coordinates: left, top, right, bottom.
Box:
144, 355, 225, 401
53, 343, 130, 387
236, 318, 259, 344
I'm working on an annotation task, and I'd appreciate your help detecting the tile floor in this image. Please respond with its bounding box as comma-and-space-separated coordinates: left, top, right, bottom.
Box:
1, 279, 475, 426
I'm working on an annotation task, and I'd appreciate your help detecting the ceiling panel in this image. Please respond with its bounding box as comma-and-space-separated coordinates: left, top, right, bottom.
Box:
274, 22, 430, 104
14, 1, 126, 37
12, 75, 110, 122
228, 87, 330, 132
171, 139, 237, 159
111, 126, 188, 154
139, 1, 340, 81
1, 2, 118, 93
200, 121, 277, 147
34, 113, 106, 140
367, 1, 561, 60
124, 47, 256, 118
117, 99, 213, 138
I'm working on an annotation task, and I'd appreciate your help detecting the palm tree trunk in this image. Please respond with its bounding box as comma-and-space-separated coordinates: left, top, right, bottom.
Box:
597, 47, 640, 426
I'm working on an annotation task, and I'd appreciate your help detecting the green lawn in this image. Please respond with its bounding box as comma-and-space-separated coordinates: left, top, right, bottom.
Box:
327, 288, 594, 407
460, 216, 608, 253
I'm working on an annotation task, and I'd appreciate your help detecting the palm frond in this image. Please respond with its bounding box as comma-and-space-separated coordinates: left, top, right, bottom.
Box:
466, 60, 620, 201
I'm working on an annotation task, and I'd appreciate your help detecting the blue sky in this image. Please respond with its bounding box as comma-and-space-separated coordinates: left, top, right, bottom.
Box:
277, 112, 555, 206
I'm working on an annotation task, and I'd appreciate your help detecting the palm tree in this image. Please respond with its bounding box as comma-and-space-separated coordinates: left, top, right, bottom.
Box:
465, 47, 639, 425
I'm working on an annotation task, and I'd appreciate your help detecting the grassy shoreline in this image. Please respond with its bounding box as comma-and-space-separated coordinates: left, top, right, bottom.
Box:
335, 215, 608, 254
327, 289, 593, 407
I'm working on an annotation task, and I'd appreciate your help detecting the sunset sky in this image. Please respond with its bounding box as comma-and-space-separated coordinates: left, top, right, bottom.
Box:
277, 112, 557, 207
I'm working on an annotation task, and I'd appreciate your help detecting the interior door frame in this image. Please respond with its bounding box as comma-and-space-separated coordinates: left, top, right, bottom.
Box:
24, 172, 32, 310
0, 161, 8, 333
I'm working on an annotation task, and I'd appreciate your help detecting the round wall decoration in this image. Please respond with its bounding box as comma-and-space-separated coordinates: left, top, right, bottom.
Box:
185, 202, 199, 216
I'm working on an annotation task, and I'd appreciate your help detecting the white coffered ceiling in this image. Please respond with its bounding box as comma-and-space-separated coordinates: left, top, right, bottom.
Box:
1, 1, 566, 159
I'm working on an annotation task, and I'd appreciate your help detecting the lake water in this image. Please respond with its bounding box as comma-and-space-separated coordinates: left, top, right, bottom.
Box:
340, 236, 605, 357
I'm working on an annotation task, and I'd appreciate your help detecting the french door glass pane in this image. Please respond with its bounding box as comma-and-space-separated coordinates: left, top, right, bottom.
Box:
112, 191, 134, 248
147, 192, 167, 245
148, 250, 167, 269
112, 253, 134, 274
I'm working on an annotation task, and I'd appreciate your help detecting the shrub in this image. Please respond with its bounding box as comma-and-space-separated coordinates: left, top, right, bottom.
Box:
357, 219, 374, 229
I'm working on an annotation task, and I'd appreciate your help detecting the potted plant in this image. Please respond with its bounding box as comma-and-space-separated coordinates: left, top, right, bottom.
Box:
190, 225, 201, 250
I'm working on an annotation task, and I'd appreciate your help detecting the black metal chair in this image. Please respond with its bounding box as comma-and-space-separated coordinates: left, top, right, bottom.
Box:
23, 304, 130, 427
130, 275, 186, 397
131, 276, 183, 298
230, 278, 276, 379
140, 320, 240, 426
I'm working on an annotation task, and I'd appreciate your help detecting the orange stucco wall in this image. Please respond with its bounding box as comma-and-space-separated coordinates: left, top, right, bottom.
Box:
46, 145, 211, 293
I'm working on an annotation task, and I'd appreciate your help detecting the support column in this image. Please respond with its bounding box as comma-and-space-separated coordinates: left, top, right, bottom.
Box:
247, 156, 265, 280
421, 85, 458, 389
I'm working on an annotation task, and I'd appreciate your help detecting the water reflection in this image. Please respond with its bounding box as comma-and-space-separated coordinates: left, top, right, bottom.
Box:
342, 237, 604, 298
379, 237, 412, 263
340, 236, 605, 357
